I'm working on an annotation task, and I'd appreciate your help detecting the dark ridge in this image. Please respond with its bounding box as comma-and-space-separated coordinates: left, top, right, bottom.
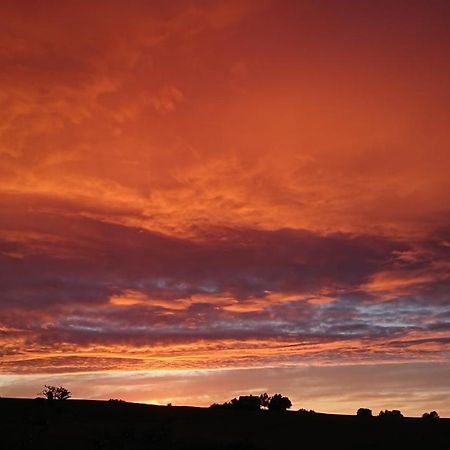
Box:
1, 398, 449, 450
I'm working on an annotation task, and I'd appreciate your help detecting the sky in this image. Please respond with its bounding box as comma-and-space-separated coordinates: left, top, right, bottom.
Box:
0, 0, 449, 416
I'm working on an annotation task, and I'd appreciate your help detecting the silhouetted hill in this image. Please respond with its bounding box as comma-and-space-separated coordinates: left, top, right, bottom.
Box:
1, 398, 449, 449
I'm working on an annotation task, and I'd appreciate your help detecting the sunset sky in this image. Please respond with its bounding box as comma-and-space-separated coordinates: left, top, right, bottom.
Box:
1, 0, 450, 416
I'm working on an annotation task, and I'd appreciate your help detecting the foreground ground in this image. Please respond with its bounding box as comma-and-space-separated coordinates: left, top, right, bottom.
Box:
1, 398, 449, 449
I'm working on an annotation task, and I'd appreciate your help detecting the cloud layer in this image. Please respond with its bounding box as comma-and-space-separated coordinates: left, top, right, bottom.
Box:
0, 0, 449, 411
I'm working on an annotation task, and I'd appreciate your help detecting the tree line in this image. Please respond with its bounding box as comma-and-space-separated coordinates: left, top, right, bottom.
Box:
210, 393, 292, 411
36, 385, 441, 419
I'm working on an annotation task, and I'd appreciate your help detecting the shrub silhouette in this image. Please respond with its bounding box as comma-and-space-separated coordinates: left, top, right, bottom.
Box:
40, 385, 71, 401
259, 393, 270, 409
210, 393, 292, 411
378, 409, 403, 420
231, 395, 261, 411
357, 408, 373, 418
209, 402, 227, 409
210, 395, 261, 411
298, 408, 316, 416
268, 394, 292, 411
422, 411, 439, 420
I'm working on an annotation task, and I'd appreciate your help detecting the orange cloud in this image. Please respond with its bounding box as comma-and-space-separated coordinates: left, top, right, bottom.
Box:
0, 0, 449, 412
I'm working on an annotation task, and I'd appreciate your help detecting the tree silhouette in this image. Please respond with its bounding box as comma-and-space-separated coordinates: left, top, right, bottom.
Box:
357, 408, 373, 418
298, 408, 316, 416
422, 411, 439, 420
41, 385, 71, 401
210, 395, 261, 411
210, 393, 292, 412
268, 394, 292, 411
378, 409, 403, 420
259, 393, 270, 409
231, 395, 261, 411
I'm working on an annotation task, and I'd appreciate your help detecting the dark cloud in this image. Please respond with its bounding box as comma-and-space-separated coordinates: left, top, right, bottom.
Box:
1, 193, 449, 361
0, 194, 405, 308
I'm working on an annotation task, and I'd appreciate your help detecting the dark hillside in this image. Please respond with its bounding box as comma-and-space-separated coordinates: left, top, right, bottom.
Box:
1, 398, 449, 450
